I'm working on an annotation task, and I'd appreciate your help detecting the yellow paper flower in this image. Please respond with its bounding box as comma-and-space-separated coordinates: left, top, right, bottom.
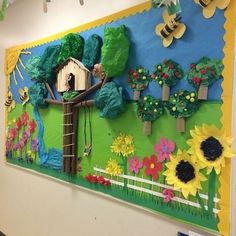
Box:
110, 133, 135, 157
163, 150, 207, 199
105, 159, 122, 176
194, 0, 230, 19
187, 124, 234, 175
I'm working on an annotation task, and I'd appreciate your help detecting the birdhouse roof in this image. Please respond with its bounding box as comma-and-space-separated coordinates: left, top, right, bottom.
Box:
56, 57, 90, 73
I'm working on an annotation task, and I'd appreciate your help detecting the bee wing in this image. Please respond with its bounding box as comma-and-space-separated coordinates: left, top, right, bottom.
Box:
194, 0, 200, 4
202, 3, 217, 18
12, 100, 16, 109
155, 23, 166, 36
215, 0, 230, 9
18, 88, 24, 95
24, 86, 29, 93
163, 37, 173, 48
173, 24, 186, 39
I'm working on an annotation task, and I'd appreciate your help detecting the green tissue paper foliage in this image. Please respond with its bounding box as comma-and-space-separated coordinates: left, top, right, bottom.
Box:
82, 34, 103, 70
57, 33, 84, 65
37, 45, 61, 84
29, 82, 48, 108
101, 25, 130, 78
25, 56, 41, 80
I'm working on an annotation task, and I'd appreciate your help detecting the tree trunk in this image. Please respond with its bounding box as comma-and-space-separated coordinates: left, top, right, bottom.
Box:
133, 90, 141, 101
198, 85, 208, 100
162, 84, 170, 101
143, 121, 152, 136
176, 117, 185, 133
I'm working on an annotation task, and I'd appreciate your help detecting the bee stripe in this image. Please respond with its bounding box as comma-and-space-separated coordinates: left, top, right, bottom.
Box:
160, 21, 178, 38
199, 0, 211, 7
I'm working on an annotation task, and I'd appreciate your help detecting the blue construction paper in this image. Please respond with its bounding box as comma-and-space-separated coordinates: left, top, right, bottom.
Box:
10, 4, 224, 103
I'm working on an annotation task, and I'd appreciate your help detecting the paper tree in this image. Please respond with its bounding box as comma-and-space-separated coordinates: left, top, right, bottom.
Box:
155, 10, 186, 48
187, 57, 223, 100
194, 0, 230, 19
166, 90, 200, 132
128, 66, 151, 100
137, 95, 164, 136
152, 59, 184, 101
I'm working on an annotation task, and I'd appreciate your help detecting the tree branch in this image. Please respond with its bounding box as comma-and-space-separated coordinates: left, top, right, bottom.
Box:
74, 99, 94, 109
45, 82, 56, 100
45, 99, 63, 105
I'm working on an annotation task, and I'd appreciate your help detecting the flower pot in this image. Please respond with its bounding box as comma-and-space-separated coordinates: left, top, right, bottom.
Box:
162, 84, 170, 101
143, 121, 152, 136
176, 117, 185, 133
198, 85, 208, 100
133, 90, 141, 101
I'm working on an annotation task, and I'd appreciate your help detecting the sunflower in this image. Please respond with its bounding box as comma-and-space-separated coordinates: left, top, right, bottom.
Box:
105, 159, 122, 176
187, 124, 234, 175
163, 150, 207, 199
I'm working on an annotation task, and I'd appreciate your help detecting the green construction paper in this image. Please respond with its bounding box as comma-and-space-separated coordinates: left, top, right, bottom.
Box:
57, 33, 84, 65
101, 25, 130, 78
82, 34, 103, 70
207, 169, 217, 214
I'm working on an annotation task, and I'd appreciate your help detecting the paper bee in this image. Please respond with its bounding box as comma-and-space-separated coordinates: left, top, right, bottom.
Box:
194, 0, 230, 18
5, 91, 16, 112
155, 10, 186, 48
19, 86, 29, 105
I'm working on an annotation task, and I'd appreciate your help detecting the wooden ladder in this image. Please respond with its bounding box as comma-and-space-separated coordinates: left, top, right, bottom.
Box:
63, 102, 77, 174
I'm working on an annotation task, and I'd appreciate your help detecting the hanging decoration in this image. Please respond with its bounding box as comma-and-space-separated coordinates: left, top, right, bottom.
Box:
152, 0, 182, 15
128, 66, 151, 100
137, 95, 164, 136
194, 0, 231, 19
155, 10, 186, 48
186, 57, 223, 100
166, 90, 199, 132
152, 59, 184, 101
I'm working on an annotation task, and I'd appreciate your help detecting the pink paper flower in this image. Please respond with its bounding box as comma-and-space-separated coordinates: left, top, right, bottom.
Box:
128, 156, 143, 174
163, 188, 175, 203
9, 128, 17, 140
155, 137, 175, 162
21, 112, 29, 126
143, 154, 162, 180
29, 120, 37, 133
22, 130, 30, 143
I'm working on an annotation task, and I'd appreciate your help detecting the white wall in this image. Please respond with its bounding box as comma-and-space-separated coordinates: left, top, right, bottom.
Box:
0, 1, 233, 236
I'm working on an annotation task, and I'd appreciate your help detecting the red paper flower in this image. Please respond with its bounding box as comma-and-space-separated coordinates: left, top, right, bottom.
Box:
163, 188, 175, 203
103, 180, 111, 186
85, 174, 111, 187
15, 118, 22, 131
29, 120, 37, 133
21, 112, 29, 126
143, 155, 163, 180
9, 128, 17, 140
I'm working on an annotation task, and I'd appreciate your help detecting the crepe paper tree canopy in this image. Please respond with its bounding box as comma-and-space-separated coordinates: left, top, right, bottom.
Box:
57, 33, 84, 65
166, 90, 199, 118
25, 56, 41, 80
37, 45, 61, 84
82, 34, 103, 70
63, 91, 79, 101
152, 59, 184, 87
101, 25, 130, 78
152, 0, 181, 15
137, 95, 164, 122
186, 57, 223, 89
128, 66, 151, 91
94, 81, 125, 119
29, 82, 48, 108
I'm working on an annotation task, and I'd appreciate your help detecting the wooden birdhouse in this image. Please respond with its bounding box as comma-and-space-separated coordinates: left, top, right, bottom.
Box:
56, 57, 91, 92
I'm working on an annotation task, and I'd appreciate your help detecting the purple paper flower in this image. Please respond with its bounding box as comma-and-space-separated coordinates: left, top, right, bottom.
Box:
163, 188, 175, 203
154, 137, 175, 162
6, 140, 13, 152
22, 130, 30, 143
128, 156, 143, 174
31, 139, 38, 152
16, 140, 25, 150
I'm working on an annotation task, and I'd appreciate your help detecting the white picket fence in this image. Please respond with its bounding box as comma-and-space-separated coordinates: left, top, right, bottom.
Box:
94, 167, 220, 214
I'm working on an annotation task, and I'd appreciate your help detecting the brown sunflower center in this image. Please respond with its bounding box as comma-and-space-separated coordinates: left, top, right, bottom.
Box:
200, 136, 223, 161
176, 160, 195, 183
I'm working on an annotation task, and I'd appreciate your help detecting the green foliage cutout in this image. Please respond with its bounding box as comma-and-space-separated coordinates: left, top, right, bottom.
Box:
166, 90, 199, 118
152, 59, 184, 87
137, 95, 164, 122
186, 57, 223, 89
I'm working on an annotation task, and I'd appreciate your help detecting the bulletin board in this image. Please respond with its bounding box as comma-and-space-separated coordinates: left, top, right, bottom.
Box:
4, 1, 236, 235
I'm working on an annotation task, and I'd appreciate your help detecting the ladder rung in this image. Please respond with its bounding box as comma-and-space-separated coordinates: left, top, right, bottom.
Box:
63, 155, 75, 157
63, 143, 75, 147
63, 102, 73, 104
64, 112, 73, 116
63, 132, 74, 136
63, 124, 72, 126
